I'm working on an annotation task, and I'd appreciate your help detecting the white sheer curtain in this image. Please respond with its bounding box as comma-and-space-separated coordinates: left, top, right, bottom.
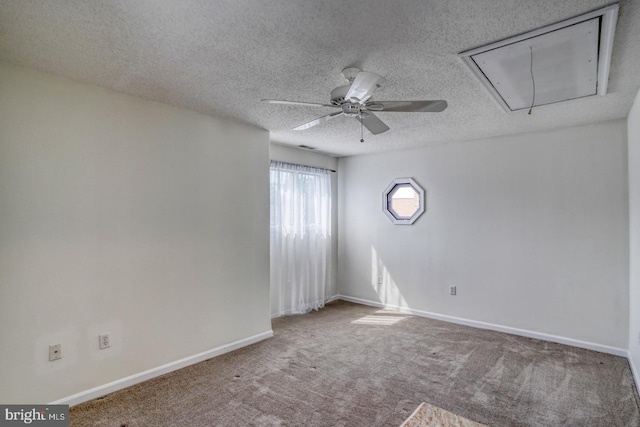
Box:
270, 161, 332, 316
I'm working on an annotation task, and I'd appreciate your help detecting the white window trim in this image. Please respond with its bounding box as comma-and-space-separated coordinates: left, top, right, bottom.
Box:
382, 177, 425, 225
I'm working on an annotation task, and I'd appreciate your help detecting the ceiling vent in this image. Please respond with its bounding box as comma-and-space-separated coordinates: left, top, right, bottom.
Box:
459, 4, 619, 112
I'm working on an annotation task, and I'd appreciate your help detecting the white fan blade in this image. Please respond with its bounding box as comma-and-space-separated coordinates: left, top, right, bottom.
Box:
356, 112, 389, 135
369, 100, 448, 112
293, 111, 343, 131
345, 71, 385, 103
261, 99, 337, 108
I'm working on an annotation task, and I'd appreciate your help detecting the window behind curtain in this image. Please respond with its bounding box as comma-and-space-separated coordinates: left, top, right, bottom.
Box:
270, 161, 331, 317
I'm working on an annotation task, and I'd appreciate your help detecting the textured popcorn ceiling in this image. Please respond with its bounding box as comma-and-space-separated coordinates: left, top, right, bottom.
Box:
1, 0, 640, 156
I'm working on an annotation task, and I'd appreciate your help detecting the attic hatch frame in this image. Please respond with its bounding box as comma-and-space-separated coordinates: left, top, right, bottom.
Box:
458, 4, 619, 112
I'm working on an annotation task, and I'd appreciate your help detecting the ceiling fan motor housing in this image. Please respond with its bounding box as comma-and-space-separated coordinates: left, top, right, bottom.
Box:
330, 85, 350, 105
341, 103, 361, 115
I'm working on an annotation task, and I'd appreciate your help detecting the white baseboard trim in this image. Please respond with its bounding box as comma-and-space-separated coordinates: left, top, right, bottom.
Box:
629, 351, 640, 394
325, 294, 341, 304
50, 330, 274, 407
338, 295, 628, 357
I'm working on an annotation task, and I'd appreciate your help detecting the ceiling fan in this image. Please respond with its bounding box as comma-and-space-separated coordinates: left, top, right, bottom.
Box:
262, 67, 447, 141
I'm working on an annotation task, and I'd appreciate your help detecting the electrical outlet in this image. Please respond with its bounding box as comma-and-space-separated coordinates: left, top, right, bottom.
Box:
450, 286, 457, 296
377, 276, 383, 285
49, 344, 62, 361
99, 333, 111, 350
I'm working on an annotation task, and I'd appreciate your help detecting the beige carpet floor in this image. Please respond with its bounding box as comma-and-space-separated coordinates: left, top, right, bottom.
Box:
70, 300, 640, 426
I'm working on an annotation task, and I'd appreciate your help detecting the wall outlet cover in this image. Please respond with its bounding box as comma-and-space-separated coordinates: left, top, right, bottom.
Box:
49, 344, 62, 361
99, 334, 111, 350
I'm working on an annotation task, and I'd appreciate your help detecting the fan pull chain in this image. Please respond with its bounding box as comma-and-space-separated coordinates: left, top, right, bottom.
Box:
360, 116, 364, 143
528, 46, 536, 115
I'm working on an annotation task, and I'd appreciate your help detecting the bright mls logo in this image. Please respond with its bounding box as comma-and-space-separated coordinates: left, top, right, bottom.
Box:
0, 405, 68, 426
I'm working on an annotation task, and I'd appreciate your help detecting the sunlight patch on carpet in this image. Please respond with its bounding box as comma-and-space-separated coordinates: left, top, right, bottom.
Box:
400, 402, 488, 427
352, 314, 407, 326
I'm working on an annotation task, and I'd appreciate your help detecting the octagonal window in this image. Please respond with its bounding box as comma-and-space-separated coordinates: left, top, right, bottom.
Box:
383, 178, 425, 225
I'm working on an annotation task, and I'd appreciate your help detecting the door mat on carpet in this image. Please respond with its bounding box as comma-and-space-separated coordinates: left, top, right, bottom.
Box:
400, 402, 488, 427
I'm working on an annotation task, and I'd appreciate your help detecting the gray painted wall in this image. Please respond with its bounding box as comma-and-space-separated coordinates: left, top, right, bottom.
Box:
0, 64, 271, 403
628, 88, 640, 383
338, 121, 629, 349
1, 59, 635, 403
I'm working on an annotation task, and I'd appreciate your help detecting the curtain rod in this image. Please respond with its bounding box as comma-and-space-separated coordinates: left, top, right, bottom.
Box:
270, 160, 336, 173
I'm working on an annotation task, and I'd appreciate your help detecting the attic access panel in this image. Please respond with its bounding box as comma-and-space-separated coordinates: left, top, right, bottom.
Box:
459, 4, 619, 112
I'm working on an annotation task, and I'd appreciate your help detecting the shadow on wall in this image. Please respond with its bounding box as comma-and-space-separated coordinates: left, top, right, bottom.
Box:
370, 246, 409, 309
